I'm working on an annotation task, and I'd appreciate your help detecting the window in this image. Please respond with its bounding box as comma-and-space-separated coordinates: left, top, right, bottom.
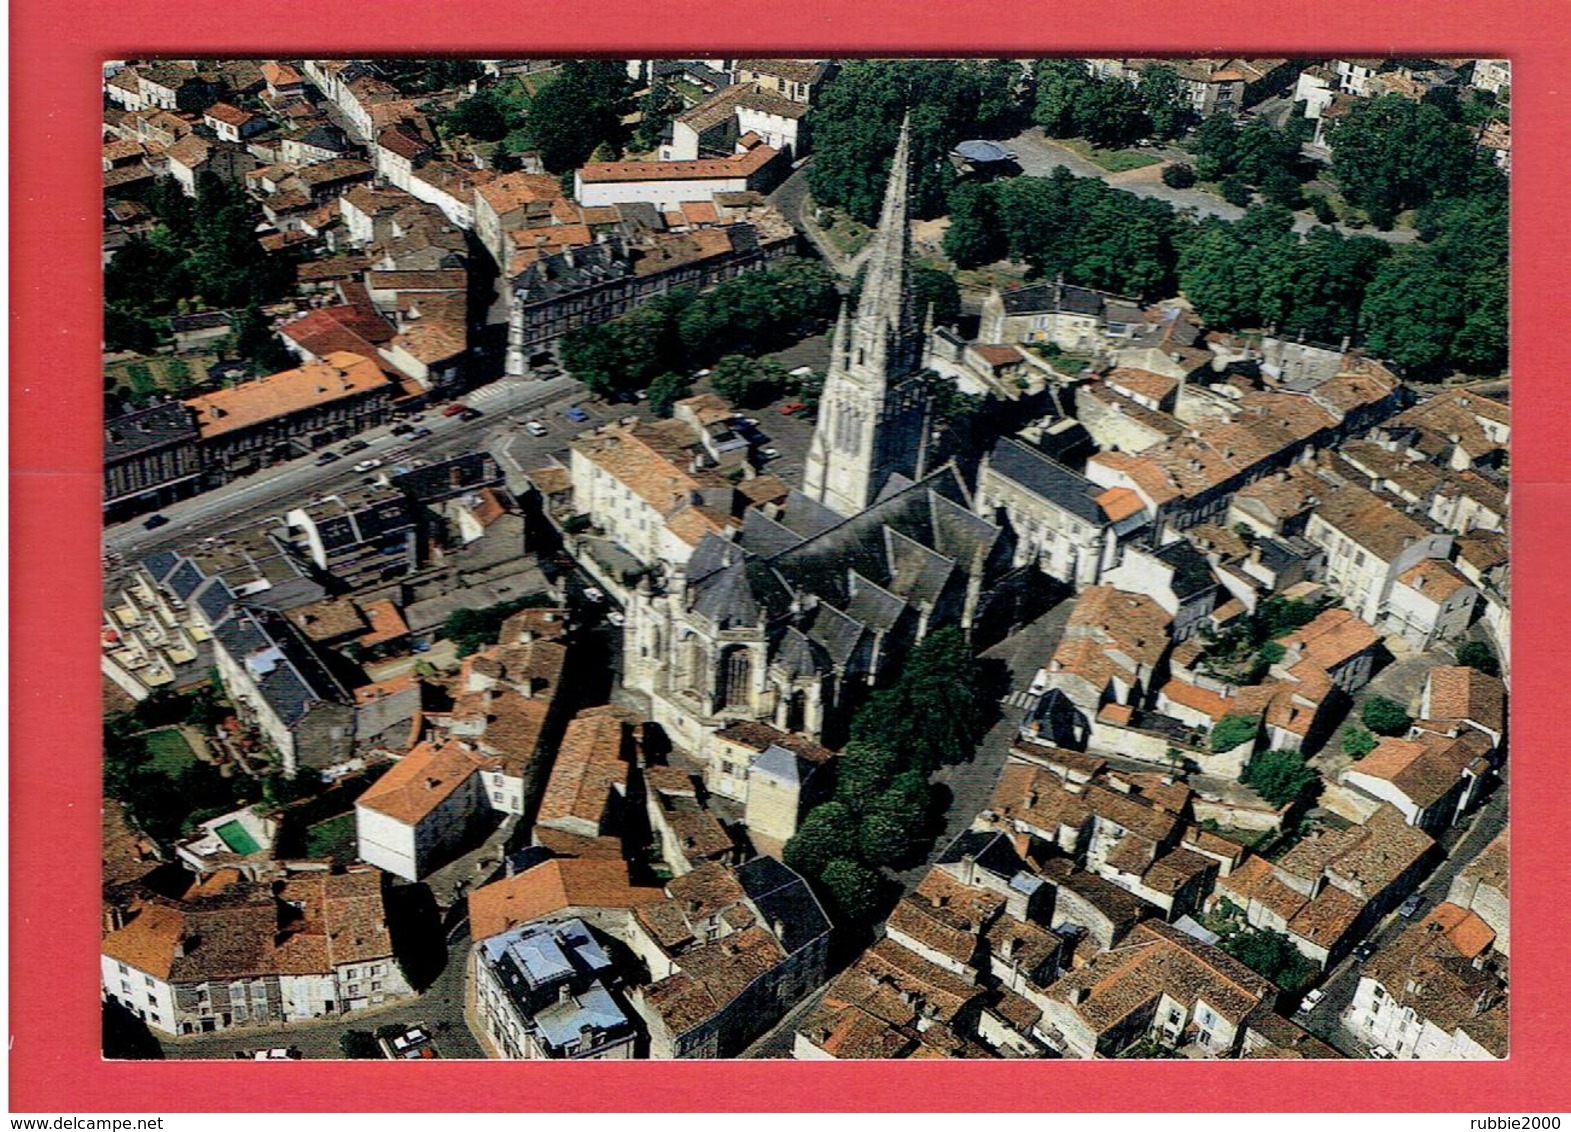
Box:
345, 968, 358, 980
117, 962, 129, 976
371, 981, 382, 992
144, 975, 155, 988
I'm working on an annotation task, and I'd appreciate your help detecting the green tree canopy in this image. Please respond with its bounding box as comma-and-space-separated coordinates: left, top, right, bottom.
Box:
708, 355, 790, 409
850, 626, 990, 774
1329, 95, 1483, 227
645, 372, 692, 419
1241, 748, 1318, 808
524, 61, 636, 173
1220, 925, 1317, 991
1342, 724, 1379, 759
817, 856, 887, 926
1361, 695, 1413, 737
1210, 714, 1260, 753
783, 801, 858, 880
1455, 641, 1501, 677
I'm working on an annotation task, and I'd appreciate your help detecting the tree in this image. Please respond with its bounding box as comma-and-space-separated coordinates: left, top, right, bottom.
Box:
857, 771, 936, 867
441, 87, 511, 141
782, 802, 858, 879
1361, 696, 1412, 737
833, 740, 901, 810
1139, 64, 1189, 140
1220, 926, 1317, 991
1210, 714, 1260, 753
1161, 163, 1197, 189
709, 355, 790, 409
524, 61, 635, 173
645, 372, 692, 419
1342, 724, 1379, 759
817, 857, 887, 926
632, 80, 682, 153
1241, 748, 1318, 808
850, 626, 990, 774
444, 593, 553, 656
1329, 95, 1480, 227
1455, 641, 1501, 677
942, 181, 1006, 268
340, 1030, 382, 1059
1189, 114, 1240, 181
1219, 175, 1254, 208
912, 267, 963, 328
232, 303, 294, 376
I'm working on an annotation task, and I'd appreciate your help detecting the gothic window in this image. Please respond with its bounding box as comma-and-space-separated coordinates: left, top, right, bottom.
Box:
785, 690, 807, 733
717, 646, 752, 710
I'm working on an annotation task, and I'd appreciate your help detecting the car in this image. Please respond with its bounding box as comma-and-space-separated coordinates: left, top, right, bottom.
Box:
779, 401, 807, 416
606, 610, 626, 627
693, 368, 712, 379
632, 388, 648, 401
563, 406, 590, 423
1028, 668, 1051, 697
409, 426, 433, 439
442, 403, 468, 417
390, 422, 414, 436
758, 446, 781, 460
314, 450, 342, 466
1397, 893, 1425, 919
458, 408, 483, 422
789, 365, 815, 378
1296, 988, 1326, 1014
342, 439, 370, 453
1353, 939, 1379, 963
525, 420, 549, 437
581, 586, 605, 604
254, 1048, 297, 1060
353, 458, 383, 473
740, 416, 760, 426
1369, 1045, 1396, 1060
142, 514, 169, 530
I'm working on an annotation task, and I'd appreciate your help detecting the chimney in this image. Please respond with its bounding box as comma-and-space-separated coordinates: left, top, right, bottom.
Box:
960, 853, 977, 886
1069, 985, 1090, 1005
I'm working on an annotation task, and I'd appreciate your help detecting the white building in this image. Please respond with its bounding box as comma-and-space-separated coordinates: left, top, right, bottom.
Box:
574, 144, 782, 209
354, 740, 496, 882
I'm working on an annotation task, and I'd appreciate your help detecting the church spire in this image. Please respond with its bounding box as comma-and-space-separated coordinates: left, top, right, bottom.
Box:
852, 113, 922, 378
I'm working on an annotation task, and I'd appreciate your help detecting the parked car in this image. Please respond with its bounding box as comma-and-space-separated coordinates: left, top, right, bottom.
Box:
789, 365, 815, 378
458, 408, 483, 422
342, 439, 370, 453
353, 458, 383, 473
525, 420, 549, 437
1028, 668, 1050, 697
778, 401, 807, 416
142, 513, 169, 530
692, 368, 711, 379
581, 586, 605, 604
632, 388, 648, 401
390, 422, 414, 436
1369, 1045, 1396, 1060
409, 426, 433, 439
314, 450, 342, 466
563, 406, 590, 423
1397, 893, 1425, 919
758, 446, 781, 460
442, 403, 468, 417
1353, 939, 1379, 963
1296, 988, 1326, 1014
606, 610, 626, 627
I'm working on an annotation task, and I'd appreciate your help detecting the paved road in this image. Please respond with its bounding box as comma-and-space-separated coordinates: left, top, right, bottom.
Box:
1296, 786, 1509, 1056
1002, 128, 1418, 244
768, 160, 873, 280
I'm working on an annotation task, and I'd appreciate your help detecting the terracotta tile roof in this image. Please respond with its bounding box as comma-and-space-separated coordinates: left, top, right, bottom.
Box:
353, 673, 417, 705
356, 740, 491, 826
1217, 855, 1306, 921
641, 926, 787, 1035
1422, 901, 1496, 959
102, 798, 161, 893
1396, 559, 1472, 603
1094, 486, 1145, 523
1286, 884, 1365, 949
261, 61, 303, 88
468, 857, 661, 942
972, 344, 1025, 368
367, 269, 468, 293
1052, 920, 1275, 1037
356, 598, 409, 647
1423, 666, 1505, 734
886, 869, 1003, 968
1159, 678, 1232, 723
1105, 367, 1180, 405
1362, 917, 1507, 1056
536, 708, 634, 832
476, 171, 565, 217
578, 145, 778, 184
1278, 805, 1434, 896
712, 720, 833, 765
988, 763, 1092, 836
1231, 465, 1325, 524
204, 102, 255, 129
184, 352, 389, 439
284, 595, 367, 641
1313, 480, 1437, 563
531, 828, 627, 859
1279, 608, 1379, 671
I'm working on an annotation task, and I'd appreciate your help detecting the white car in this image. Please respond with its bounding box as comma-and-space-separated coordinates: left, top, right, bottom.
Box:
789, 365, 815, 378
1296, 988, 1326, 1014
607, 610, 626, 627
693, 368, 712, 379
1028, 668, 1051, 697
758, 447, 781, 460
1370, 1045, 1396, 1060
582, 586, 606, 604
525, 420, 549, 437
352, 458, 383, 473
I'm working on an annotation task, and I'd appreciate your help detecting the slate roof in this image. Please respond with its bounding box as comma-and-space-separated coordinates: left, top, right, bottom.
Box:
986, 438, 1106, 525
104, 403, 199, 461
734, 856, 831, 953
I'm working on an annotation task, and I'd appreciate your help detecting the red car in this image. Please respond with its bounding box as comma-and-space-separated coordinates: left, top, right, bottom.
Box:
442, 403, 468, 417
778, 401, 808, 416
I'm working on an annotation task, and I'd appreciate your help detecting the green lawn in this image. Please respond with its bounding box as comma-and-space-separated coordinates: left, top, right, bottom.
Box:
143, 727, 199, 775
107, 353, 217, 404
1058, 137, 1162, 174
814, 208, 873, 258
303, 813, 357, 862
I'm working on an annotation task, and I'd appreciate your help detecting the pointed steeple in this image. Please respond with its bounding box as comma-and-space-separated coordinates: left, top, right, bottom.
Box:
851, 113, 922, 379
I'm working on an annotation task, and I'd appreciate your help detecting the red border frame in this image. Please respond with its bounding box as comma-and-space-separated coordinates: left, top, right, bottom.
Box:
13, 0, 1571, 1112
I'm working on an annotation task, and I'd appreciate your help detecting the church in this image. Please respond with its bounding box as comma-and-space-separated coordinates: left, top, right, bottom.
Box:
623, 118, 1036, 753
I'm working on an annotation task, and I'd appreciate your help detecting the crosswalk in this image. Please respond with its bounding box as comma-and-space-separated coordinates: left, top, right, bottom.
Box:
1003, 690, 1041, 711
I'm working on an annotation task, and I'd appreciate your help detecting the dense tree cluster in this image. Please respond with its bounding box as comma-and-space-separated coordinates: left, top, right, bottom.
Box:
1328, 95, 1491, 228
708, 356, 791, 409
104, 708, 254, 844
1218, 921, 1318, 992
105, 174, 293, 359
1187, 114, 1311, 209
519, 61, 636, 173
1210, 714, 1261, 754
1360, 695, 1413, 737
1033, 60, 1191, 148
443, 592, 554, 657
1456, 640, 1501, 677
806, 59, 1027, 224
784, 627, 994, 931
559, 259, 837, 397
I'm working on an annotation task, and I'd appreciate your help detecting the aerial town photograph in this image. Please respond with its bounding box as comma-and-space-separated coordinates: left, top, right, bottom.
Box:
98, 55, 1509, 1063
